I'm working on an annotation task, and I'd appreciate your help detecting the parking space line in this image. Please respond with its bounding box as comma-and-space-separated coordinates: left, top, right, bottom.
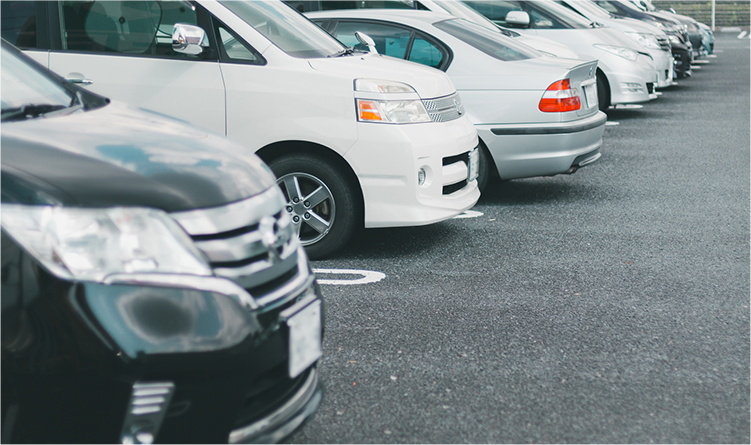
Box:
313, 268, 386, 285
453, 210, 483, 219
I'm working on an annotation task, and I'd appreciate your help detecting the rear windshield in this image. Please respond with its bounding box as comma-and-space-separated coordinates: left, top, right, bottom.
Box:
433, 18, 539, 61
219, 1, 345, 58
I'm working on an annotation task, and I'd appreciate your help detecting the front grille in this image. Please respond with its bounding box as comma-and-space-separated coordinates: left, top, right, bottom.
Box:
422, 93, 465, 123
441, 150, 471, 195
170, 187, 302, 308
231, 366, 311, 429
657, 36, 670, 52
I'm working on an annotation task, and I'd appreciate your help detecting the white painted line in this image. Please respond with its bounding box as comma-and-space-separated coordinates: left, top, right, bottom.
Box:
738, 31, 748, 39
614, 104, 643, 109
453, 210, 483, 219
693, 60, 710, 64
313, 268, 386, 285
692, 65, 702, 70
707, 54, 718, 58
605, 121, 620, 126
655, 91, 663, 96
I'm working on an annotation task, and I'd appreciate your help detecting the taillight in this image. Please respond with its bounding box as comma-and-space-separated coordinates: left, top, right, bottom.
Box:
539, 79, 581, 113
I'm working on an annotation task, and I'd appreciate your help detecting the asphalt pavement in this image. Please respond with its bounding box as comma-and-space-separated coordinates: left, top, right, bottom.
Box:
290, 31, 750, 444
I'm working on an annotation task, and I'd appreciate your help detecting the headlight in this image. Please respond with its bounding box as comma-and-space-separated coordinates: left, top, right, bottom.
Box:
623, 32, 661, 50
668, 35, 682, 44
1, 205, 211, 282
354, 78, 432, 124
593, 44, 639, 61
356, 98, 431, 123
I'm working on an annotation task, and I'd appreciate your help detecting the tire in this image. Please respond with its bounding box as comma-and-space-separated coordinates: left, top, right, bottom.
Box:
268, 153, 360, 260
597, 71, 610, 112
477, 144, 494, 193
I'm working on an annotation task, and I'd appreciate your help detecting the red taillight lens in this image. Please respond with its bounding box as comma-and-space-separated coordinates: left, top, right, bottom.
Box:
539, 79, 581, 113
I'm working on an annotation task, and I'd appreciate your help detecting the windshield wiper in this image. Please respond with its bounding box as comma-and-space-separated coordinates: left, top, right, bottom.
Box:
2, 92, 85, 122
1, 104, 67, 122
329, 47, 356, 57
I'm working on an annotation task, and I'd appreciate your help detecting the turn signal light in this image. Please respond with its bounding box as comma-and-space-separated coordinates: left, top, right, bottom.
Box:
357, 100, 382, 121
539, 79, 581, 113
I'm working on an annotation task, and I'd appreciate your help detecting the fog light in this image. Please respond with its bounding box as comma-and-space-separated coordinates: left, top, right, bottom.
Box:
418, 168, 426, 186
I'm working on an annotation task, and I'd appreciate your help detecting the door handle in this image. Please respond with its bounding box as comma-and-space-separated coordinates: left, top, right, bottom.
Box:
66, 78, 94, 85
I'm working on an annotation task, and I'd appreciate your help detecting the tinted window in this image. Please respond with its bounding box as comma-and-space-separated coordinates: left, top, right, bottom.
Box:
60, 1, 212, 58
463, 0, 522, 27
408, 35, 444, 68
332, 21, 411, 58
1, 2, 39, 49
433, 19, 538, 61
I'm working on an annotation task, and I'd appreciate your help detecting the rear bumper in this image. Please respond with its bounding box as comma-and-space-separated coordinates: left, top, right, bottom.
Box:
479, 111, 606, 180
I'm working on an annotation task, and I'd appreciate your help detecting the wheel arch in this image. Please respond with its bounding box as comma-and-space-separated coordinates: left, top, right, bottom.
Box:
256, 141, 365, 224
596, 68, 611, 110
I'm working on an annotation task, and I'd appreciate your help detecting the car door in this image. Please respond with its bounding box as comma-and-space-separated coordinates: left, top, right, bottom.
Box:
45, 1, 226, 136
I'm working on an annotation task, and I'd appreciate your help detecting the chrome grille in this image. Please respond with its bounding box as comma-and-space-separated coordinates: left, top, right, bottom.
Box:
422, 92, 465, 123
171, 187, 302, 306
657, 36, 670, 52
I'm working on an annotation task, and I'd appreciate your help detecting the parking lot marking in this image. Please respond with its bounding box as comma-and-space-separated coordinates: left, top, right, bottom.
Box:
692, 65, 702, 70
707, 54, 718, 58
313, 268, 386, 285
614, 104, 644, 109
693, 60, 710, 65
453, 210, 483, 219
738, 31, 748, 39
606, 121, 620, 126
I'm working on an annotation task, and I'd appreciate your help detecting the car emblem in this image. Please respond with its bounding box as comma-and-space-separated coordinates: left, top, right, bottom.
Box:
454, 99, 463, 116
259, 216, 284, 262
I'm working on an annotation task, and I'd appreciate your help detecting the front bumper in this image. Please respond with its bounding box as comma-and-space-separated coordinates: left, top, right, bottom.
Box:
347, 116, 480, 228
478, 111, 606, 180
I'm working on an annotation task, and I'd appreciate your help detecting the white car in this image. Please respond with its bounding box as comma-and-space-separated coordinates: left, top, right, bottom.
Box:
7, 0, 480, 259
553, 0, 674, 88
463, 0, 658, 110
306, 9, 606, 188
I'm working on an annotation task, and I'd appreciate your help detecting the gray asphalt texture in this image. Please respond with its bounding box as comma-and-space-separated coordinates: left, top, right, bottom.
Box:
291, 32, 750, 444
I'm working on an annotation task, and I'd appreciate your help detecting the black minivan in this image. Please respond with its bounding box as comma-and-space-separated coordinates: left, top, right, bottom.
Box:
1, 40, 323, 444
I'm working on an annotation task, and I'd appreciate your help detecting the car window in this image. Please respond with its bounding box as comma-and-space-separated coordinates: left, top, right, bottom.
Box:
59, 0, 213, 58
462, 0, 522, 27
408, 35, 444, 68
527, 7, 565, 28
1, 2, 39, 49
215, 21, 265, 64
331, 21, 411, 58
592, 0, 621, 15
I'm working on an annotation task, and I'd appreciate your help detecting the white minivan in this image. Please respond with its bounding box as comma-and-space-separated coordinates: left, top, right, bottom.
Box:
2, 0, 480, 259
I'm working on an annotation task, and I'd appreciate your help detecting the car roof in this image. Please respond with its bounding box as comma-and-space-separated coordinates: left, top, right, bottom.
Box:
305, 8, 456, 26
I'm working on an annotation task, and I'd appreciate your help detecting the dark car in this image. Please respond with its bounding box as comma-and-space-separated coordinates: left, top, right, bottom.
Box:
590, 0, 694, 78
1, 39, 323, 444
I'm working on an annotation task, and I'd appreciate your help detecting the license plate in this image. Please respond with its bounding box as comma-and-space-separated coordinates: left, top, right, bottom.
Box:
583, 83, 598, 109
468, 148, 479, 182
287, 300, 322, 378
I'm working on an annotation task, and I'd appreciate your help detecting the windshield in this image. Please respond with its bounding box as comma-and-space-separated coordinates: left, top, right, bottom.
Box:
434, 18, 539, 61
428, 0, 502, 32
1, 42, 82, 122
530, 0, 596, 28
219, 1, 346, 58
562, 0, 612, 20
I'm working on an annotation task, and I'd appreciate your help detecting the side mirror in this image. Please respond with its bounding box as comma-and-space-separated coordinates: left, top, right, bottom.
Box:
506, 11, 531, 28
173, 23, 208, 55
355, 31, 378, 54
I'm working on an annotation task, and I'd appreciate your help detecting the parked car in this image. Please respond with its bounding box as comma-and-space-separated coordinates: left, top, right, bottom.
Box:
589, 0, 694, 78
553, 0, 674, 88
461, 0, 658, 110
1, 39, 324, 444
1, 0, 480, 259
306, 9, 606, 189
697, 22, 714, 55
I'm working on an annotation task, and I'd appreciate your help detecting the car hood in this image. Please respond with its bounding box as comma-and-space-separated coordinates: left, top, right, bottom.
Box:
308, 53, 456, 99
1, 101, 277, 212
